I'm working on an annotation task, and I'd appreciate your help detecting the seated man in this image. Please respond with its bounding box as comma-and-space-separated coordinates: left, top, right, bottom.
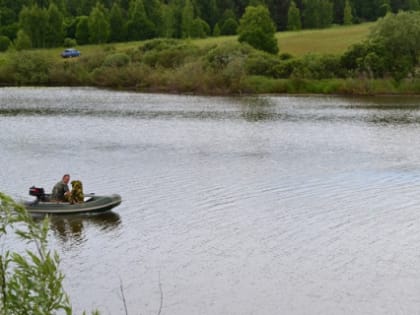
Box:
69, 180, 84, 204
51, 174, 71, 202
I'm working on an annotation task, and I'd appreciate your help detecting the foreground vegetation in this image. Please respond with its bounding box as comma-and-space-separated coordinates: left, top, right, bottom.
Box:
1, 13, 420, 96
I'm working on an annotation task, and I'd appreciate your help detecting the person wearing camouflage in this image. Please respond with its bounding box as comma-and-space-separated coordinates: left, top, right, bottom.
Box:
69, 180, 84, 204
51, 174, 70, 202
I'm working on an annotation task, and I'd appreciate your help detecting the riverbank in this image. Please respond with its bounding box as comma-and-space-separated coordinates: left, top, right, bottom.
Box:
2, 22, 419, 96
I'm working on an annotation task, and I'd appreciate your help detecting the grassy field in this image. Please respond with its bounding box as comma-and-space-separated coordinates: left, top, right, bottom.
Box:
275, 22, 374, 56
23, 22, 373, 61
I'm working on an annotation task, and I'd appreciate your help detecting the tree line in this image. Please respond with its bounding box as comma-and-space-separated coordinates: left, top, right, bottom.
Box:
0, 0, 419, 50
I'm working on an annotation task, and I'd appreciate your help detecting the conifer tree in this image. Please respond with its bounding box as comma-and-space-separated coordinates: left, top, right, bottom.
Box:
126, 0, 155, 40
109, 2, 125, 42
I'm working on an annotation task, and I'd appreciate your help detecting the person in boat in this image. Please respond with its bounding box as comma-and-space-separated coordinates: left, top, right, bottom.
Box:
51, 174, 71, 202
69, 180, 84, 204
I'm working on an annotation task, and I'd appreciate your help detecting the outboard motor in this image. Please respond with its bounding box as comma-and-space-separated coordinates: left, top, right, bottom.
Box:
29, 186, 47, 202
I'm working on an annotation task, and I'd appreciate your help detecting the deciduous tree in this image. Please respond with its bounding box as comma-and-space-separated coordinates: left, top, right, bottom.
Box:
46, 3, 64, 47
75, 16, 89, 45
88, 3, 110, 44
287, 1, 302, 30
238, 5, 278, 54
343, 0, 353, 25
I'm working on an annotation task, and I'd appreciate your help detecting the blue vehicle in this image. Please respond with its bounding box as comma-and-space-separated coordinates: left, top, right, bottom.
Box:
61, 48, 81, 58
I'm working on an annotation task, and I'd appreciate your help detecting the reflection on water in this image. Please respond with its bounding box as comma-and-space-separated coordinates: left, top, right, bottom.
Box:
33, 212, 121, 245
2, 88, 420, 315
51, 212, 121, 242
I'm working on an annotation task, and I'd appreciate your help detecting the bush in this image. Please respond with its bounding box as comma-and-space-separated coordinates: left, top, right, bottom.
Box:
141, 39, 198, 68
103, 53, 131, 67
14, 30, 31, 51
139, 38, 181, 52
245, 51, 282, 77
0, 193, 72, 315
205, 41, 252, 71
8, 51, 50, 84
0, 36, 11, 52
191, 18, 211, 38
220, 18, 238, 35
63, 37, 77, 48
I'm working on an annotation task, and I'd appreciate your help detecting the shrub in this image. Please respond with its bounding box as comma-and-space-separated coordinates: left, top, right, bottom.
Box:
14, 30, 31, 51
205, 41, 252, 71
8, 51, 50, 84
0, 193, 72, 315
220, 18, 238, 35
103, 53, 131, 67
63, 37, 77, 48
0, 36, 11, 52
139, 38, 181, 52
141, 39, 198, 68
245, 51, 282, 77
191, 18, 211, 38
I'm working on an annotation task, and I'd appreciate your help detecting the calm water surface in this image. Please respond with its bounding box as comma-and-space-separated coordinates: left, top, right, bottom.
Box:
1, 87, 420, 315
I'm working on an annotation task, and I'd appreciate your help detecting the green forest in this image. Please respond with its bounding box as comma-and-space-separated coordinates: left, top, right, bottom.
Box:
0, 0, 419, 48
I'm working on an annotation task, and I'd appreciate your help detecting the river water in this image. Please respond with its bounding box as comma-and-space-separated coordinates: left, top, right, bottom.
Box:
1, 87, 420, 315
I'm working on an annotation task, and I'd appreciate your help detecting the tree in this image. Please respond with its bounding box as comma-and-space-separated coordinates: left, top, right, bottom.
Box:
161, 4, 176, 38
46, 3, 64, 47
213, 22, 221, 36
0, 35, 11, 51
88, 3, 110, 44
319, 0, 333, 28
190, 17, 210, 38
126, 0, 155, 41
302, 0, 333, 29
109, 2, 126, 42
238, 5, 279, 54
369, 11, 420, 80
144, 0, 164, 37
220, 17, 238, 35
14, 29, 31, 50
19, 4, 48, 48
343, 0, 353, 25
0, 193, 72, 315
287, 0, 302, 30
181, 0, 194, 38
408, 0, 420, 10
75, 16, 89, 45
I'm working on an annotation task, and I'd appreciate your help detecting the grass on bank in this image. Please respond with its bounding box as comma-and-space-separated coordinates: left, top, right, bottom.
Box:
15, 22, 373, 62
4, 21, 411, 96
276, 22, 374, 56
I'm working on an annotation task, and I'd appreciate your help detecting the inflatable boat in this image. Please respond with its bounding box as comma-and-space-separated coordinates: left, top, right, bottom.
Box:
25, 186, 122, 215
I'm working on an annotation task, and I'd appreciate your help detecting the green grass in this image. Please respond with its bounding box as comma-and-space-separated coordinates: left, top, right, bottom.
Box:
1, 22, 374, 62
276, 23, 374, 56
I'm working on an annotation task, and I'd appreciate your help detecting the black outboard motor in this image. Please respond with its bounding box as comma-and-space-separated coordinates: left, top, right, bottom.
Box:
29, 186, 47, 202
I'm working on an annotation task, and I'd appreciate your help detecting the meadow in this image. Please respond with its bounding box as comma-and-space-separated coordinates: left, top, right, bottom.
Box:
27, 22, 373, 61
